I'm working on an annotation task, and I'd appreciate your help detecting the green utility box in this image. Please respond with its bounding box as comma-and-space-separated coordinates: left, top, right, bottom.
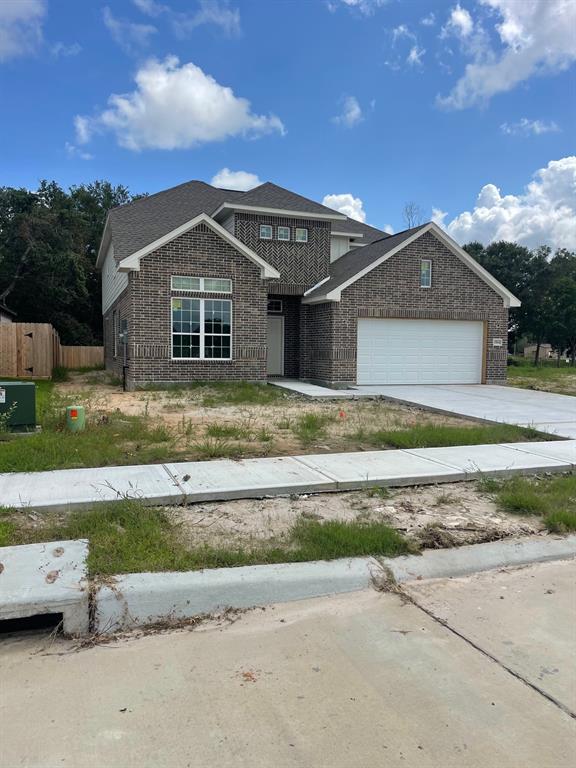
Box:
0, 381, 36, 431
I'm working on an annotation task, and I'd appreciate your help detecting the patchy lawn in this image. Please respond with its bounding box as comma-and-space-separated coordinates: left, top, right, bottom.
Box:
0, 371, 553, 473
508, 357, 576, 396
482, 474, 576, 533
0, 480, 547, 576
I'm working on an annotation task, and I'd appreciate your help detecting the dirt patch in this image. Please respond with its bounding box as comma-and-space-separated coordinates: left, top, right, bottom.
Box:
169, 482, 544, 551
54, 372, 474, 457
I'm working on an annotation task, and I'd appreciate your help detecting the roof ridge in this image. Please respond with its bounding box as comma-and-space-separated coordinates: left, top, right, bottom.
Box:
109, 179, 215, 214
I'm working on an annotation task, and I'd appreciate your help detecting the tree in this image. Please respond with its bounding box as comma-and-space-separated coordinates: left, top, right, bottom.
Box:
402, 201, 424, 229
0, 180, 141, 344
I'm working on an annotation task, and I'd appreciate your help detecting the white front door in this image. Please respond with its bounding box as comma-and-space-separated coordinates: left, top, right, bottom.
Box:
267, 315, 284, 376
357, 318, 484, 385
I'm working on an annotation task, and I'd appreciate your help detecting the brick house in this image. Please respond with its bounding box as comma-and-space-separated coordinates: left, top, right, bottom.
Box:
97, 180, 519, 389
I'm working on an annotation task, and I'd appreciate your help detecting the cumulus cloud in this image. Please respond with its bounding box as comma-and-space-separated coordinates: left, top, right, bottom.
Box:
211, 168, 261, 191
0, 0, 45, 62
133, 0, 240, 37
332, 96, 363, 128
329, 0, 390, 15
440, 157, 576, 250
500, 118, 560, 136
322, 193, 367, 223
103, 6, 156, 54
438, 0, 576, 109
74, 56, 285, 151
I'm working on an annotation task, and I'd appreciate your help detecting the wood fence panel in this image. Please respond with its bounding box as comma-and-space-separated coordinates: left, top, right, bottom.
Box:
0, 325, 17, 378
60, 346, 104, 369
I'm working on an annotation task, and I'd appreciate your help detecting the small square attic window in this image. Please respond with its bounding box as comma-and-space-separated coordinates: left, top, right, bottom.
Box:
259, 224, 273, 240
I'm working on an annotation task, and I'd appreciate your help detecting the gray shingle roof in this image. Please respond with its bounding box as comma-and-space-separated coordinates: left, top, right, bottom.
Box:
233, 182, 346, 217
304, 224, 428, 301
104, 179, 390, 262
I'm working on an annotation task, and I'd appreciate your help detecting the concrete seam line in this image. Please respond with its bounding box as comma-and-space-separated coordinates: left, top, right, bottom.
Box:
399, 449, 464, 473
161, 464, 187, 501
503, 443, 575, 467
291, 456, 340, 484
405, 590, 576, 721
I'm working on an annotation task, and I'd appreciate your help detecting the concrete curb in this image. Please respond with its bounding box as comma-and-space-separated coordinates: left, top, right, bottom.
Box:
93, 535, 576, 634
94, 557, 381, 634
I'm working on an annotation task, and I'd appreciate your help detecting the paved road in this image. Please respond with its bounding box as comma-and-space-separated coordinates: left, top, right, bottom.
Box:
274, 381, 576, 439
1, 561, 574, 768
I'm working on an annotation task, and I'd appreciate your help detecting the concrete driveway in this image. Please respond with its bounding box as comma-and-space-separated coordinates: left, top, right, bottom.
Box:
1, 560, 574, 768
367, 384, 576, 439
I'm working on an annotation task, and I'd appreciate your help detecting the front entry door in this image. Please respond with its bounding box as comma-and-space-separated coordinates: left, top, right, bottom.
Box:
267, 315, 284, 376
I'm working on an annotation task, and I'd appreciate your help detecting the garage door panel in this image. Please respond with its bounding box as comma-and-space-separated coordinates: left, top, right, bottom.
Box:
357, 319, 483, 385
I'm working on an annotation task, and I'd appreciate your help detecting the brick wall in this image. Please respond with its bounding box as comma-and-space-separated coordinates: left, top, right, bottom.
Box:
106, 223, 268, 388
303, 231, 509, 385
234, 213, 331, 294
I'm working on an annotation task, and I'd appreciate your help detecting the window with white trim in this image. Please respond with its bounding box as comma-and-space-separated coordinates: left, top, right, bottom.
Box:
277, 226, 290, 241
420, 259, 432, 288
172, 298, 232, 360
295, 227, 308, 243
259, 224, 273, 240
171, 276, 232, 293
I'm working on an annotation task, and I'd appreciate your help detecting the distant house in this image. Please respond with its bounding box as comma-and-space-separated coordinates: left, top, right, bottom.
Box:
97, 179, 520, 390
0, 302, 15, 324
524, 343, 553, 360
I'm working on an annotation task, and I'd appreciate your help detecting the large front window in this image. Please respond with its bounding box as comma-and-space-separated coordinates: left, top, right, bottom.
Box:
172, 298, 232, 360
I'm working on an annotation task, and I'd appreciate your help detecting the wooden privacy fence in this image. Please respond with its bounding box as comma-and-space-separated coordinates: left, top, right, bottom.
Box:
0, 323, 104, 379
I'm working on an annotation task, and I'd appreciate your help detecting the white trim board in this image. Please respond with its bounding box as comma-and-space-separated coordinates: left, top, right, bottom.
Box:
302, 222, 521, 307
117, 213, 280, 279
213, 202, 347, 221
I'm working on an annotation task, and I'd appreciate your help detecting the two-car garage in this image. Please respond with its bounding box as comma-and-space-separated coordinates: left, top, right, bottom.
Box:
356, 318, 485, 385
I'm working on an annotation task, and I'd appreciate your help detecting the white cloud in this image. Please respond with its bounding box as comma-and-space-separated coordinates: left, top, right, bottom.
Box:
332, 0, 390, 15
384, 224, 395, 234
75, 56, 285, 151
0, 0, 45, 62
133, 0, 240, 37
392, 24, 415, 44
322, 193, 367, 223
51, 41, 82, 58
442, 156, 576, 250
432, 207, 448, 227
407, 45, 425, 67
421, 13, 436, 27
332, 96, 363, 128
441, 3, 474, 39
211, 168, 261, 191
500, 118, 560, 136
438, 0, 576, 109
65, 142, 93, 161
103, 7, 157, 54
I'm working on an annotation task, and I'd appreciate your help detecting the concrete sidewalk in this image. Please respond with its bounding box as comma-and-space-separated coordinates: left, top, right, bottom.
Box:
1, 439, 575, 512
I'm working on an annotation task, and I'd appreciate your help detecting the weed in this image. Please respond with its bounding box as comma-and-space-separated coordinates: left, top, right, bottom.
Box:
486, 474, 576, 533
355, 423, 546, 450
256, 427, 273, 442
366, 485, 392, 500
434, 492, 457, 506
205, 423, 250, 440
193, 436, 240, 459
51, 366, 70, 383
292, 413, 333, 445
544, 510, 576, 533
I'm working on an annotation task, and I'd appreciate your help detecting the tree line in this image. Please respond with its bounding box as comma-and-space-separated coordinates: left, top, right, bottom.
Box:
0, 181, 574, 360
464, 241, 576, 365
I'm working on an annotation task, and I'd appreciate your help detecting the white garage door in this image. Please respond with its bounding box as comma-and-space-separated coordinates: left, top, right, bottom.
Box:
357, 318, 484, 385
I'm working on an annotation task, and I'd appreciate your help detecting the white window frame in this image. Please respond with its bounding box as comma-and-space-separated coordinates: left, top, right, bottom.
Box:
171, 297, 233, 361
267, 298, 283, 313
277, 226, 291, 241
259, 224, 273, 240
171, 275, 232, 294
420, 259, 432, 289
295, 227, 308, 243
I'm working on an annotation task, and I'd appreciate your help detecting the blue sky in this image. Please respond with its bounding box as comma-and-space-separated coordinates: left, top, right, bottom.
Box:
1, 0, 574, 249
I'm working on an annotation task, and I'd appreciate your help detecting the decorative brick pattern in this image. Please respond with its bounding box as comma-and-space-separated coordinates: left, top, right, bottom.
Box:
234, 213, 331, 293
302, 231, 508, 385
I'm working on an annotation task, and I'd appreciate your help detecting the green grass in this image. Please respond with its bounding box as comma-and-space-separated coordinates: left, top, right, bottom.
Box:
485, 474, 576, 533
355, 422, 545, 449
140, 381, 288, 407
0, 501, 413, 576
205, 423, 250, 440
292, 413, 334, 444
507, 356, 576, 395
